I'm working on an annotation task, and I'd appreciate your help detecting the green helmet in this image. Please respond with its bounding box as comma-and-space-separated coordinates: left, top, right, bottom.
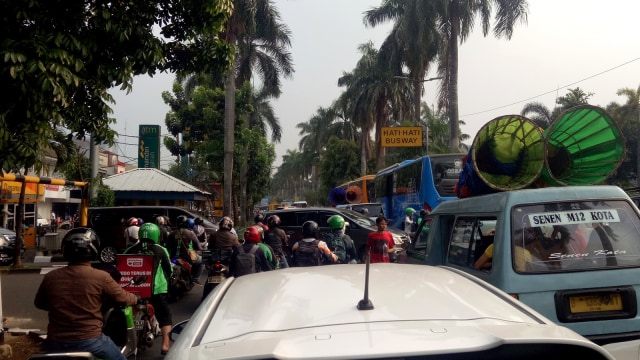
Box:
327, 215, 346, 230
139, 223, 161, 244
405, 208, 416, 216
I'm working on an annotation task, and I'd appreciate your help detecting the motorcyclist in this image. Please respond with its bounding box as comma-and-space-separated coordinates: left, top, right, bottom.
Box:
167, 215, 203, 284
230, 225, 272, 276
291, 221, 337, 266
264, 215, 290, 268
155, 215, 172, 247
34, 228, 138, 360
191, 217, 207, 245
124, 223, 173, 355
124, 217, 140, 244
326, 215, 358, 264
203, 216, 240, 301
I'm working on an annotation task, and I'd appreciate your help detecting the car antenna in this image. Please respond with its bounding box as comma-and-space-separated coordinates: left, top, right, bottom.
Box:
357, 249, 374, 310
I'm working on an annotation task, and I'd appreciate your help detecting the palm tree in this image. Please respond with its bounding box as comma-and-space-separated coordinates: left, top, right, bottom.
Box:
615, 85, 640, 183
364, 1, 441, 127
435, 0, 529, 152
338, 42, 412, 172
222, 0, 292, 218
520, 102, 554, 129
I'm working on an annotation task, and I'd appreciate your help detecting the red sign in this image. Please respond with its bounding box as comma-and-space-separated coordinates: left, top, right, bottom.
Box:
116, 254, 154, 299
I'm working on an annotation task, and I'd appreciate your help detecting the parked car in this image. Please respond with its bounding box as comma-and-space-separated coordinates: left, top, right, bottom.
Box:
0, 226, 23, 266
265, 207, 409, 261
405, 185, 640, 346
336, 202, 384, 221
166, 264, 616, 359
86, 206, 218, 263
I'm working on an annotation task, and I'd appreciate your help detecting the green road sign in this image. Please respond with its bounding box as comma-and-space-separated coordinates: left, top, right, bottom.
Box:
138, 125, 160, 169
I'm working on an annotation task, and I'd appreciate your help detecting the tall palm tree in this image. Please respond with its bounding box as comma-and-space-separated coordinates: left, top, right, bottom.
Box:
364, 0, 528, 153
338, 42, 411, 172
364, 1, 441, 127
222, 0, 292, 218
436, 0, 528, 152
520, 102, 554, 129
615, 85, 640, 183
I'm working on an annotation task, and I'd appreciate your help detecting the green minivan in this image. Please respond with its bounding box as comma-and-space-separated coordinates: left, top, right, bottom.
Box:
404, 185, 640, 346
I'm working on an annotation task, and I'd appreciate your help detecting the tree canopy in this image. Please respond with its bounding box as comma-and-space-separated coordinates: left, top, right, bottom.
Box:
1, 0, 234, 173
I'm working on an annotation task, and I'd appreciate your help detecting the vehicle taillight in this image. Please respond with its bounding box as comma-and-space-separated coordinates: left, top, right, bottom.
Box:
213, 262, 223, 270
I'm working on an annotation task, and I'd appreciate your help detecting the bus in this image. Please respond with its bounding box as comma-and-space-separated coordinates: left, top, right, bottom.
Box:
337, 175, 375, 204
374, 154, 465, 229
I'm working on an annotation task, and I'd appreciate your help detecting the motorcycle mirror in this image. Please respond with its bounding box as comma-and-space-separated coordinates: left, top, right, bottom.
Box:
170, 319, 190, 342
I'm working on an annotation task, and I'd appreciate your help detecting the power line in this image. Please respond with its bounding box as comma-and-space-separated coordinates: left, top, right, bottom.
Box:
462, 57, 640, 117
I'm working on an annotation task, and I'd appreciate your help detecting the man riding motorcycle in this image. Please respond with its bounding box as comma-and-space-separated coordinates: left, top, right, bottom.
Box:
34, 228, 138, 360
202, 216, 240, 301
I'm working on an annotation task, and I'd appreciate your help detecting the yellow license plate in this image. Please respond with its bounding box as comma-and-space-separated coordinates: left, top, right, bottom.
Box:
207, 275, 224, 284
569, 294, 623, 313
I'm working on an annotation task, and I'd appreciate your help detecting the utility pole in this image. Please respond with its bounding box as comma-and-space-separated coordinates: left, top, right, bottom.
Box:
394, 76, 442, 154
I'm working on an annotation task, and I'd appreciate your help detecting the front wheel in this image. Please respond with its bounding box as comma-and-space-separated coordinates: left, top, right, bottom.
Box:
100, 246, 117, 264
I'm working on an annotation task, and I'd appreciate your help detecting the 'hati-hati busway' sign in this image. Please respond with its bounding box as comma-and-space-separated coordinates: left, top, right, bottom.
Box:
381, 126, 423, 147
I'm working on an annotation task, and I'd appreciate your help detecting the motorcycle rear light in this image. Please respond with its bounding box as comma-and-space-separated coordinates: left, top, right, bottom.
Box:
214, 262, 222, 270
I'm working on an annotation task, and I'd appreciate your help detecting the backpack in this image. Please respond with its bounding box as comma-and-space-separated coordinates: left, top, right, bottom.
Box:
294, 240, 322, 267
324, 232, 347, 264
234, 244, 259, 277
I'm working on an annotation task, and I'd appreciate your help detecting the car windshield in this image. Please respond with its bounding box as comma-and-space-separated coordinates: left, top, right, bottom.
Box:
339, 209, 376, 227
350, 204, 383, 217
511, 200, 640, 273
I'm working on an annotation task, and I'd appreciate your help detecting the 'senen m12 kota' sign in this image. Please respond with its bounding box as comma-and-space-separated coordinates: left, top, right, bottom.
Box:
381, 126, 423, 147
138, 125, 160, 169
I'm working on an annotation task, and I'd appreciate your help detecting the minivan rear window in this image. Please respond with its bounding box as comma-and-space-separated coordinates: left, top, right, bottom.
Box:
511, 200, 640, 273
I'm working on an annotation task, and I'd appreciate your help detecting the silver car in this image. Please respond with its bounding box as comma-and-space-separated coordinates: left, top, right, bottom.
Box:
167, 264, 615, 359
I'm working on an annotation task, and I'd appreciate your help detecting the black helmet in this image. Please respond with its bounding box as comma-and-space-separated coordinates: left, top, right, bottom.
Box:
302, 220, 319, 239
254, 213, 265, 224
219, 216, 233, 231
61, 227, 100, 262
176, 215, 189, 228
266, 215, 280, 228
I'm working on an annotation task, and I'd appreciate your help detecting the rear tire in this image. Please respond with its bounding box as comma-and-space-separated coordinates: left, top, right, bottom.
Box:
100, 246, 117, 263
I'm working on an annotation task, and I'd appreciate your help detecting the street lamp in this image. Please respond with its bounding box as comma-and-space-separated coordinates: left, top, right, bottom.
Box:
394, 75, 443, 153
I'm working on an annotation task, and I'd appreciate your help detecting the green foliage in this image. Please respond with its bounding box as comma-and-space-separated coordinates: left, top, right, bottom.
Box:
1, 0, 234, 174
241, 127, 276, 206
91, 182, 115, 207
319, 137, 361, 192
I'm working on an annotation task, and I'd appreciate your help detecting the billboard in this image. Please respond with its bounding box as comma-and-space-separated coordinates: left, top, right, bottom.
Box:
138, 125, 160, 169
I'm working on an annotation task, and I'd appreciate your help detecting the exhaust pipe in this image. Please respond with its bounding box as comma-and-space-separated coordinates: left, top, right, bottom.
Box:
144, 332, 155, 346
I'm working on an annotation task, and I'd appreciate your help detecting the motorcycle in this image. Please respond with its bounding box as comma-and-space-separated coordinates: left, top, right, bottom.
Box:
103, 276, 160, 358
169, 257, 194, 302
201, 248, 233, 301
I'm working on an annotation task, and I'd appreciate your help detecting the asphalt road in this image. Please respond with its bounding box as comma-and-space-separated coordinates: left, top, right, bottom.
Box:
0, 267, 205, 360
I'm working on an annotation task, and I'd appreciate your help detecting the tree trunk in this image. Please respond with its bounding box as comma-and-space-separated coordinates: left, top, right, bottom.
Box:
223, 68, 236, 218
239, 116, 249, 227
448, 13, 461, 153
361, 128, 367, 176
13, 169, 27, 269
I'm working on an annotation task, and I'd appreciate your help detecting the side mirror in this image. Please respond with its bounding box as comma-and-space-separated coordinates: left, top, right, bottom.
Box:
170, 319, 189, 342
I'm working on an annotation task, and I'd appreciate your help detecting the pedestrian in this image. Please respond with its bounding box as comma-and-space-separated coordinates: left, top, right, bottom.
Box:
291, 221, 336, 266
366, 216, 396, 263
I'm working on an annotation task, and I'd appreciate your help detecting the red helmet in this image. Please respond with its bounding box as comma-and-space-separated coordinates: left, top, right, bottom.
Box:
244, 226, 261, 243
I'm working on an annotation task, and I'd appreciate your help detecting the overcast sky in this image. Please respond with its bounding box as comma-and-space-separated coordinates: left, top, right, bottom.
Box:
110, 0, 640, 169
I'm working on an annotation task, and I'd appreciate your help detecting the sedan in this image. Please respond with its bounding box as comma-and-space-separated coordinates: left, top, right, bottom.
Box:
167, 263, 615, 359
0, 226, 21, 265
